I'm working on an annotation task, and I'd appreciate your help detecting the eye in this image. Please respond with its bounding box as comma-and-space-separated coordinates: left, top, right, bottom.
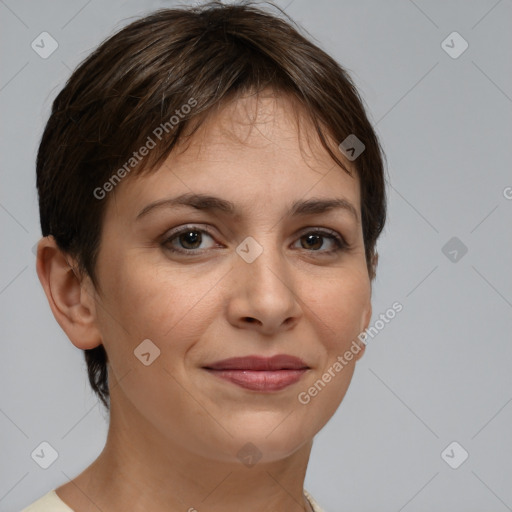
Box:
162, 226, 219, 254
161, 225, 349, 257
293, 229, 348, 255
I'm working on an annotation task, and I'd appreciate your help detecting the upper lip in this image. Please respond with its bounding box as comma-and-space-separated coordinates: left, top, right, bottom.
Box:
203, 354, 309, 371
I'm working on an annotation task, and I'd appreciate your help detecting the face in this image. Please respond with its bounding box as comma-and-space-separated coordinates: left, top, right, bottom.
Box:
89, 92, 372, 464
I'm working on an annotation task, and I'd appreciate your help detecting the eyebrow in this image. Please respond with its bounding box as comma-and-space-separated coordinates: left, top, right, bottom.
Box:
135, 193, 359, 223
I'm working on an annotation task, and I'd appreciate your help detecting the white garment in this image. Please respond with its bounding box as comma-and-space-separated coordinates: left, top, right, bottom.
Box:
21, 490, 73, 511
304, 488, 326, 512
21, 488, 326, 512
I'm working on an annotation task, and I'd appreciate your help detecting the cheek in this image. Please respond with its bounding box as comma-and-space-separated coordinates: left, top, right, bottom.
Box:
307, 363, 357, 430
306, 270, 370, 348
300, 272, 369, 422
97, 254, 221, 357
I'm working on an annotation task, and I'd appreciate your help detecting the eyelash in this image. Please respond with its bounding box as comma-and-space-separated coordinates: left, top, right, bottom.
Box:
161, 225, 350, 256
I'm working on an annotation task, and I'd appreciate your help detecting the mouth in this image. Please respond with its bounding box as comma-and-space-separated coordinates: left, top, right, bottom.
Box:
202, 354, 310, 392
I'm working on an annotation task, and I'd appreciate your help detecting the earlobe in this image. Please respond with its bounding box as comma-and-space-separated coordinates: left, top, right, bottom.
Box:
35, 236, 103, 350
355, 302, 372, 361
372, 251, 379, 272
369, 251, 379, 282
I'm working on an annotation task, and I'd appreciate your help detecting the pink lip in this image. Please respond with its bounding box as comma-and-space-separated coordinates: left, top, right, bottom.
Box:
204, 369, 308, 391
203, 355, 309, 392
203, 354, 309, 371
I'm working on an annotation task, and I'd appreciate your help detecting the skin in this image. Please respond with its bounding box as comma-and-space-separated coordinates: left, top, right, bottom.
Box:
36, 91, 376, 512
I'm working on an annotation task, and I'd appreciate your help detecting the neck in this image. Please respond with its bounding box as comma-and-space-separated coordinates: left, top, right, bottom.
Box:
56, 390, 314, 512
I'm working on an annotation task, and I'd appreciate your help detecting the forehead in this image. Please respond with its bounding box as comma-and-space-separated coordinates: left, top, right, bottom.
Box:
108, 92, 360, 221
177, 92, 349, 168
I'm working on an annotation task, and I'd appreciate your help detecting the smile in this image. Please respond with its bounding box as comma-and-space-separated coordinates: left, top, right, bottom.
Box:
203, 368, 308, 391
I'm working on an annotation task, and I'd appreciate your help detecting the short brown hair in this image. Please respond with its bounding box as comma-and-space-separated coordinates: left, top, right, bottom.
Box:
36, 1, 387, 411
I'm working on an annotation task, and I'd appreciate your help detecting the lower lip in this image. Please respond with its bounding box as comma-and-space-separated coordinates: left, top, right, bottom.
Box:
204, 369, 308, 391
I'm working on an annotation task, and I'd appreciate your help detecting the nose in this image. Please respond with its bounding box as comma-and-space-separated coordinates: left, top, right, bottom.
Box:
226, 237, 302, 335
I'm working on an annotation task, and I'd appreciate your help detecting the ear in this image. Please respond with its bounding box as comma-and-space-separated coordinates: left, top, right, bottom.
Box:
369, 250, 379, 282
354, 298, 372, 362
35, 236, 102, 350
372, 251, 379, 274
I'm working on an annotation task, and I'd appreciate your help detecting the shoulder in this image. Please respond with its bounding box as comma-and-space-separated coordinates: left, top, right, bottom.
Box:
23, 488, 324, 512
20, 490, 75, 512
304, 488, 327, 512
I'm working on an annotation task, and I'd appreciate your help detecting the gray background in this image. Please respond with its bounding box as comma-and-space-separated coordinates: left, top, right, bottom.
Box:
1, 0, 511, 511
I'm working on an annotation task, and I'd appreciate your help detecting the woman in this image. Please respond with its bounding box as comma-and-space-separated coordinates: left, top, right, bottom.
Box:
24, 2, 387, 510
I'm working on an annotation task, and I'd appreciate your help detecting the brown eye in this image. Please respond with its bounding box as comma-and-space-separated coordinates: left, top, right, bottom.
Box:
162, 226, 217, 254
177, 230, 203, 250
300, 233, 324, 250
294, 229, 348, 255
